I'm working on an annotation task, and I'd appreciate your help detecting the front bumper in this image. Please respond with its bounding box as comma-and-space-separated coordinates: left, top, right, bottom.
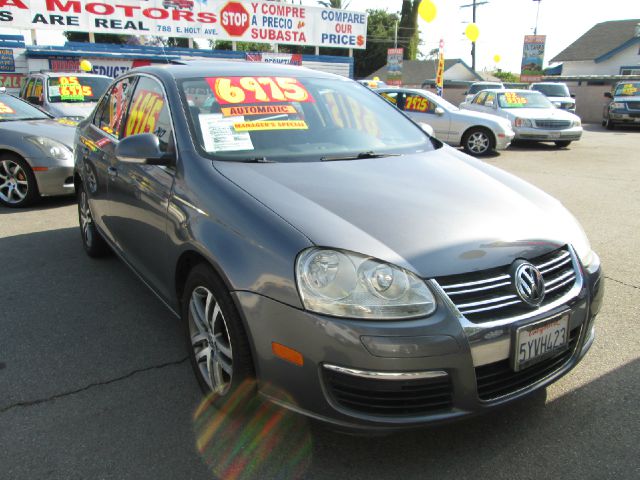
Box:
233, 256, 603, 431
514, 125, 582, 142
33, 165, 74, 197
608, 111, 640, 124
495, 131, 515, 150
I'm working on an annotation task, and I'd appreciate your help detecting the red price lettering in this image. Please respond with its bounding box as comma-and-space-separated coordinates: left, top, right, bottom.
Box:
208, 77, 313, 105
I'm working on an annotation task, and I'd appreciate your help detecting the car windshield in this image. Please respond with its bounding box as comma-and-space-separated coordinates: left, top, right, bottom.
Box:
469, 83, 502, 94
0, 94, 50, 121
180, 75, 434, 162
614, 82, 640, 97
531, 84, 570, 97
497, 91, 552, 109
48, 76, 111, 103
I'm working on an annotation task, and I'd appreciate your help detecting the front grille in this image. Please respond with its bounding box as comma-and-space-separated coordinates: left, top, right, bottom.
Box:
324, 368, 453, 416
475, 326, 580, 400
626, 101, 640, 111
533, 119, 572, 129
436, 246, 578, 323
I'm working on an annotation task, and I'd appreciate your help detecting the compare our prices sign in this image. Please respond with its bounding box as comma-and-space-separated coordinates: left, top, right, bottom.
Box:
0, 0, 367, 49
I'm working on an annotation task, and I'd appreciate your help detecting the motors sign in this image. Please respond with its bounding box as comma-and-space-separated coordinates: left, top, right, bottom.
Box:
0, 0, 367, 49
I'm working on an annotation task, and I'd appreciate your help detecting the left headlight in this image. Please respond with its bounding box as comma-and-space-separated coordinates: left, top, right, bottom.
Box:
25, 136, 73, 161
296, 248, 436, 320
610, 102, 625, 110
572, 118, 582, 127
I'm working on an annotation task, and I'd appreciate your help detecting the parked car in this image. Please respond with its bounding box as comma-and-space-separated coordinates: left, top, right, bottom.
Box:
20, 71, 112, 120
461, 89, 582, 147
602, 81, 640, 129
462, 81, 504, 104
74, 62, 602, 431
375, 87, 514, 155
0, 91, 75, 207
529, 82, 576, 113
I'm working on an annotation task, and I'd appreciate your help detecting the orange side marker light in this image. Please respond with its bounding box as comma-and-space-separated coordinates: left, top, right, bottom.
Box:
272, 342, 304, 366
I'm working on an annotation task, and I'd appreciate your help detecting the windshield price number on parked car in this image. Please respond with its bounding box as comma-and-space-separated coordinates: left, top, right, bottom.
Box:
405, 95, 430, 112
504, 92, 528, 106
208, 77, 314, 105
513, 314, 569, 371
0, 101, 15, 114
621, 84, 638, 96
60, 84, 93, 99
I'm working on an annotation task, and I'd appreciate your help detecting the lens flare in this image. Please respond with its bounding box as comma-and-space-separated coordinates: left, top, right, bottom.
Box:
194, 380, 313, 480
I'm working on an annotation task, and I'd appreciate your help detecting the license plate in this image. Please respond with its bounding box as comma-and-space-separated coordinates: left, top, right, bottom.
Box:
512, 314, 570, 371
547, 132, 561, 139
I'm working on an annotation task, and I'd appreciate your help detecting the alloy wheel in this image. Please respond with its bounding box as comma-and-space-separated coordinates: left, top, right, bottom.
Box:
0, 159, 29, 204
467, 131, 490, 155
189, 286, 234, 394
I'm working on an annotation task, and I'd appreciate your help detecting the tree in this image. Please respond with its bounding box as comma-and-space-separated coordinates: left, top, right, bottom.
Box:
317, 0, 351, 7
353, 9, 399, 78
398, 0, 420, 60
492, 70, 519, 83
209, 40, 272, 52
63, 32, 132, 44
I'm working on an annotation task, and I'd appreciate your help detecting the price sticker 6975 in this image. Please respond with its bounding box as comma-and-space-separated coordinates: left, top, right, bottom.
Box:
207, 77, 314, 105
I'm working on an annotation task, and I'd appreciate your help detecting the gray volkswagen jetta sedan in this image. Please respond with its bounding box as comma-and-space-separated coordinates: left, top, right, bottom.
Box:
74, 62, 603, 431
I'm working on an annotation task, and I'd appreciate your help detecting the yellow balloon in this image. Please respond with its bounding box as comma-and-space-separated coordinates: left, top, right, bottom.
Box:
79, 60, 92, 72
418, 0, 437, 23
493, 54, 501, 63
465, 23, 480, 42
373, 76, 380, 81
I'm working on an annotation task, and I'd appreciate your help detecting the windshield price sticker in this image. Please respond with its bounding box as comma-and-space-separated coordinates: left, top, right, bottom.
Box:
405, 95, 430, 112
621, 84, 638, 95
221, 105, 298, 117
0, 101, 15, 114
199, 114, 254, 153
208, 77, 314, 105
125, 90, 165, 137
233, 120, 308, 131
58, 76, 92, 100
504, 92, 528, 106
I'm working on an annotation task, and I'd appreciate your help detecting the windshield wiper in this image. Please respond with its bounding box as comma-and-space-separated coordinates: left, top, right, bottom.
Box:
238, 157, 275, 163
320, 151, 401, 162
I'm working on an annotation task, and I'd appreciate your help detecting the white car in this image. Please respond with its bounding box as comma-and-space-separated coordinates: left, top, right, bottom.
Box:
529, 82, 576, 113
462, 81, 504, 104
461, 89, 582, 148
375, 87, 515, 156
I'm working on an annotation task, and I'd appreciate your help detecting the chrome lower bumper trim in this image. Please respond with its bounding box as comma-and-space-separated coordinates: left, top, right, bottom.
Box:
323, 363, 448, 381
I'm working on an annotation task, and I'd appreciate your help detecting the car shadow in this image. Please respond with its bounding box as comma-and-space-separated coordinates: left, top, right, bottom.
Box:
507, 140, 564, 152
0, 195, 75, 215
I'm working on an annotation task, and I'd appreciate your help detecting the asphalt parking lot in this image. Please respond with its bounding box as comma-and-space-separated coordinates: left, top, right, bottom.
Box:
1, 126, 638, 480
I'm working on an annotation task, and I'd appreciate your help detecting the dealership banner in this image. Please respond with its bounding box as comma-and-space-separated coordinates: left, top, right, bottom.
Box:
435, 38, 444, 97
0, 0, 367, 49
48, 57, 152, 77
245, 52, 302, 66
386, 48, 402, 86
520, 35, 545, 82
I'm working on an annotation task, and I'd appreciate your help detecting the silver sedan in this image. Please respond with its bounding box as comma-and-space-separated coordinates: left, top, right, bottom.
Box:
375, 87, 515, 156
461, 89, 582, 148
0, 91, 76, 207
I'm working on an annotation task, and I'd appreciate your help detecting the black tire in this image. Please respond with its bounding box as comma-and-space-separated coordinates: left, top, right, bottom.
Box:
554, 141, 572, 148
182, 263, 255, 403
77, 182, 110, 257
0, 154, 39, 208
605, 117, 615, 130
462, 127, 495, 156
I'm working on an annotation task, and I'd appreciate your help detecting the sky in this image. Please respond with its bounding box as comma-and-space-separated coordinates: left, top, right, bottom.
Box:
1, 0, 639, 74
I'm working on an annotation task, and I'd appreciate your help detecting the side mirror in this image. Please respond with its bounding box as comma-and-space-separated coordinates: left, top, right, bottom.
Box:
27, 96, 42, 106
434, 107, 445, 116
116, 133, 174, 166
570, 93, 576, 98
485, 100, 494, 108
604, 92, 613, 99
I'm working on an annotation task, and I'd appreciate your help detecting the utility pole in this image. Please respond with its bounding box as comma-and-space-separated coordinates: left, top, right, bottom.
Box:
533, 0, 542, 35
460, 0, 488, 72
394, 19, 398, 49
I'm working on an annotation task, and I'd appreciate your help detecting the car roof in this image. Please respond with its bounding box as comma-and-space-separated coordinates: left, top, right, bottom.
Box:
530, 82, 566, 86
470, 81, 503, 85
130, 60, 342, 81
480, 88, 532, 93
27, 71, 112, 79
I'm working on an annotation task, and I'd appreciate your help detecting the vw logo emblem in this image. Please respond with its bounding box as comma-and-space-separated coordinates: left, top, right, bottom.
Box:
513, 262, 545, 306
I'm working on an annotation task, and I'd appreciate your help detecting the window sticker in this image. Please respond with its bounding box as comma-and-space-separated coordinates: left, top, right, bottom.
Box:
232, 120, 308, 132
207, 77, 314, 105
621, 84, 638, 95
405, 95, 431, 112
0, 101, 15, 114
380, 93, 397, 105
503, 92, 528, 106
125, 90, 165, 137
199, 114, 254, 153
221, 104, 298, 117
58, 76, 92, 101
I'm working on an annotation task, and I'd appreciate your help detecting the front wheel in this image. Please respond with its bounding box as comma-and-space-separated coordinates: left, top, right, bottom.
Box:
605, 117, 615, 130
183, 264, 255, 402
0, 154, 39, 208
78, 183, 110, 257
462, 128, 494, 156
554, 141, 572, 148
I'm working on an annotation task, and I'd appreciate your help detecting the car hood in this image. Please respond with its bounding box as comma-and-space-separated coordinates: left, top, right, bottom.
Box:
1, 118, 76, 149
613, 96, 640, 103
214, 147, 586, 277
501, 108, 578, 120
47, 102, 95, 119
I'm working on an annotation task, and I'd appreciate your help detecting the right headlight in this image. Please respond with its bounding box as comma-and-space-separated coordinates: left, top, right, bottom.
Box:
296, 248, 436, 320
610, 102, 625, 110
513, 117, 532, 128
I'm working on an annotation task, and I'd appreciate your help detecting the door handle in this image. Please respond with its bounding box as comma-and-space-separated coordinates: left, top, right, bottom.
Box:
107, 166, 118, 178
